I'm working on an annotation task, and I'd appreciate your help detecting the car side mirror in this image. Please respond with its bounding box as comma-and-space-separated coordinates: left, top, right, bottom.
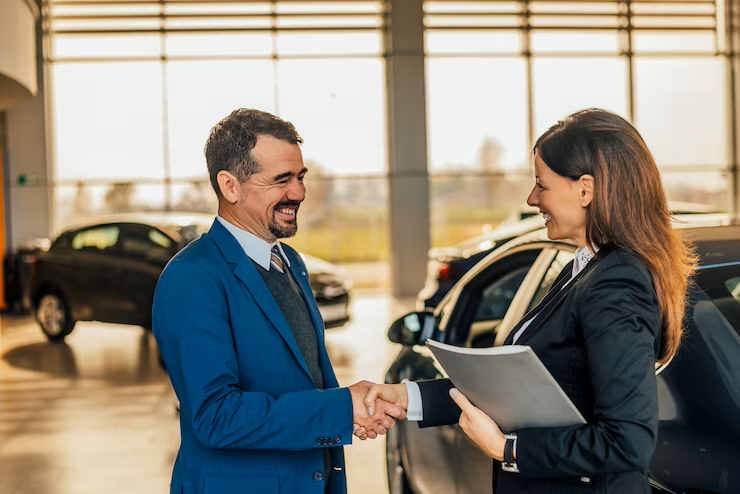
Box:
388, 311, 435, 346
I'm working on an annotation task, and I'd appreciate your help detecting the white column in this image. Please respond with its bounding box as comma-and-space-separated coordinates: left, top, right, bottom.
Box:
385, 0, 431, 297
728, 0, 740, 224
3, 0, 53, 249
6, 91, 53, 249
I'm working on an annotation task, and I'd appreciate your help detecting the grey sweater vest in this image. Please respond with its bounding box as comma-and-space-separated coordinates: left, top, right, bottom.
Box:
254, 262, 324, 389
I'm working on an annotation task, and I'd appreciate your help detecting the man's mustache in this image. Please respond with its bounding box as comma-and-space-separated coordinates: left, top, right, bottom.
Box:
274, 201, 301, 210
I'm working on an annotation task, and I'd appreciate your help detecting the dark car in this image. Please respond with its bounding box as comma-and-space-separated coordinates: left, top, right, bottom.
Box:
385, 221, 740, 494
418, 204, 726, 310
30, 213, 351, 341
417, 213, 543, 309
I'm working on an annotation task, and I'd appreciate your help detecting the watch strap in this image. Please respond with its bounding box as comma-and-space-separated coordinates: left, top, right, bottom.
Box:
501, 434, 519, 473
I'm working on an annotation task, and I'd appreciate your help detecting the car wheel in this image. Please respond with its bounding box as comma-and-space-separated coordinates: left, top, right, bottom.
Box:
386, 425, 413, 494
36, 292, 76, 342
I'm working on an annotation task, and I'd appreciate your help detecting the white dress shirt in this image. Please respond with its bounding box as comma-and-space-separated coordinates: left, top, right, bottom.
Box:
404, 246, 599, 422
216, 216, 291, 270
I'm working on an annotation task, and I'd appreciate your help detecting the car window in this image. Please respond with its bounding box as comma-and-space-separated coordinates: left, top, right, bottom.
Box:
727, 277, 740, 305
526, 250, 575, 312
688, 267, 740, 402
120, 226, 173, 262
696, 267, 740, 338
71, 226, 119, 253
434, 250, 540, 348
474, 266, 530, 322
465, 265, 531, 348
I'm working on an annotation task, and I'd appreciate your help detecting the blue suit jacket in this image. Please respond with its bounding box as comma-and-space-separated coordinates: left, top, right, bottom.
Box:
153, 219, 352, 494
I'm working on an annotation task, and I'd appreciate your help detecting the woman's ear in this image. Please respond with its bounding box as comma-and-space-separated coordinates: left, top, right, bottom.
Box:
579, 174, 594, 208
217, 171, 241, 204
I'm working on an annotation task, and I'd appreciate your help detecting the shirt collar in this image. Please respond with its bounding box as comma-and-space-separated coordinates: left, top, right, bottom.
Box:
572, 245, 599, 279
216, 216, 291, 271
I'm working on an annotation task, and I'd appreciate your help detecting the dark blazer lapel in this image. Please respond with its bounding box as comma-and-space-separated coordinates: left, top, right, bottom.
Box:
514, 251, 608, 346
208, 220, 314, 382
513, 276, 575, 346
504, 261, 574, 346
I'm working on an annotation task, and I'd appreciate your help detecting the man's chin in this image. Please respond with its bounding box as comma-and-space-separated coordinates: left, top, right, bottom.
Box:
269, 222, 298, 239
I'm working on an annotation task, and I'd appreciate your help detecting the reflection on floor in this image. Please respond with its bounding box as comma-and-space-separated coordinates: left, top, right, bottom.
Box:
0, 291, 414, 494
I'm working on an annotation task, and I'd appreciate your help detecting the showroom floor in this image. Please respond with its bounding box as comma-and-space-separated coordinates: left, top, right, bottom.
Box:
0, 291, 413, 494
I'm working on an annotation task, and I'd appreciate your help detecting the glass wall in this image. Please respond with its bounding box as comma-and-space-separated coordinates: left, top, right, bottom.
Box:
47, 1, 388, 273
425, 0, 730, 248
47, 0, 734, 279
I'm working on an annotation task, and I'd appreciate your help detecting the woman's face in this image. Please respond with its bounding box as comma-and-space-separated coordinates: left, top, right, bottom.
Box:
527, 152, 590, 248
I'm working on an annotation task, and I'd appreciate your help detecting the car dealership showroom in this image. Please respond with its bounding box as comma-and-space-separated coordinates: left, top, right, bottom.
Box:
1, 0, 740, 493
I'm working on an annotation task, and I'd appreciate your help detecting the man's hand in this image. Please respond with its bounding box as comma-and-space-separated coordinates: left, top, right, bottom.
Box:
348, 381, 406, 441
353, 383, 409, 439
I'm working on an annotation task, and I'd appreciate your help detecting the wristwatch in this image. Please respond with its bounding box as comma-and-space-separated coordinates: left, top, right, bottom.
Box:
501, 434, 519, 473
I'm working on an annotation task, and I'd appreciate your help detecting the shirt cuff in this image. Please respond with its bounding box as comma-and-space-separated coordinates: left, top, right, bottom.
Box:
404, 381, 424, 421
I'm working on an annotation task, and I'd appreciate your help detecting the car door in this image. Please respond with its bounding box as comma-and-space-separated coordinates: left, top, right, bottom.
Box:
451, 247, 574, 494
650, 263, 740, 493
65, 225, 123, 322
386, 247, 543, 494
386, 302, 460, 494
110, 223, 176, 327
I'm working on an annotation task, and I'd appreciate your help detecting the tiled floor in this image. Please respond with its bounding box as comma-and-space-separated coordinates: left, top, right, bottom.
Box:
0, 291, 413, 494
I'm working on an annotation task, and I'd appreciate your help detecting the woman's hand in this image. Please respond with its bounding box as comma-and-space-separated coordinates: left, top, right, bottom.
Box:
353, 383, 408, 440
449, 388, 507, 461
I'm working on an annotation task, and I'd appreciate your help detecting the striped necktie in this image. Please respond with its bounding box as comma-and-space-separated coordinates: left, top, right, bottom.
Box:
270, 245, 285, 273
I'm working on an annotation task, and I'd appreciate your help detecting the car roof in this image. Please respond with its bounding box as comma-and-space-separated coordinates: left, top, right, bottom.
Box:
437, 221, 740, 316
58, 212, 214, 235
433, 208, 730, 260
496, 219, 740, 267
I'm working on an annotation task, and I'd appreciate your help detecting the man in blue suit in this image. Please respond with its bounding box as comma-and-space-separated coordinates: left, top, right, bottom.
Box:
153, 109, 404, 494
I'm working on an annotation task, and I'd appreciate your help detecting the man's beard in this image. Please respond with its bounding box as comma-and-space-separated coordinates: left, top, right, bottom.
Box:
269, 202, 299, 238
269, 218, 297, 238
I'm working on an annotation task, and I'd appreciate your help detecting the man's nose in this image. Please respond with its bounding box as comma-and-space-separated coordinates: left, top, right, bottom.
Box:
287, 180, 306, 202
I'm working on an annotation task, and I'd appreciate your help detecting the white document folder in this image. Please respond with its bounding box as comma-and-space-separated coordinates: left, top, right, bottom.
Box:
426, 339, 586, 432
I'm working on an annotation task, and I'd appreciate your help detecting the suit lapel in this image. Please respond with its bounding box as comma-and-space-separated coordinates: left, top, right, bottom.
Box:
512, 275, 575, 346
511, 250, 608, 346
208, 220, 314, 383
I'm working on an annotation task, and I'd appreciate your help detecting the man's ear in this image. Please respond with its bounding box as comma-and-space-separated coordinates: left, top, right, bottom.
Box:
217, 171, 241, 204
579, 174, 594, 207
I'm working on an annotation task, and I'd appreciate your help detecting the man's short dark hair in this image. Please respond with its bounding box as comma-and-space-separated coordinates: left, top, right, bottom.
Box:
204, 109, 303, 197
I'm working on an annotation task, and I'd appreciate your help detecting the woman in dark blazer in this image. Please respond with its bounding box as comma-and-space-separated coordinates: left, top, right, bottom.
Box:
357, 109, 696, 493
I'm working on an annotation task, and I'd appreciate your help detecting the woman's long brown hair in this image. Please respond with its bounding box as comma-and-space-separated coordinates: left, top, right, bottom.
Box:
535, 108, 696, 363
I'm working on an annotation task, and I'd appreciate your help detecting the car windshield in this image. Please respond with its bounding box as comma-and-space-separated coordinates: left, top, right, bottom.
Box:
695, 263, 740, 337
690, 264, 740, 403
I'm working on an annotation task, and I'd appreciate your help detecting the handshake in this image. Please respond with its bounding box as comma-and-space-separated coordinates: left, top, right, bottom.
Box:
348, 382, 409, 441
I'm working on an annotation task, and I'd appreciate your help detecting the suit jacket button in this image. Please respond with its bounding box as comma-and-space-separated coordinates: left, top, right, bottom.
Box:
316, 438, 322, 445
313, 471, 323, 482
334, 435, 342, 444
